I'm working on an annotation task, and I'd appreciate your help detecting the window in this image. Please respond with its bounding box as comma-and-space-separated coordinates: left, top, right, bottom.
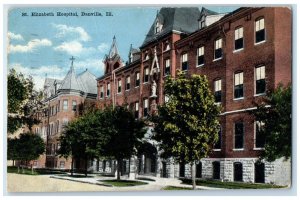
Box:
255, 162, 265, 183
144, 51, 149, 60
255, 18, 265, 43
214, 126, 222, 149
234, 72, 244, 99
234, 162, 243, 182
255, 121, 266, 148
164, 95, 169, 103
214, 79, 222, 103
235, 27, 244, 50
135, 72, 140, 87
126, 76, 130, 90
181, 53, 188, 71
255, 66, 266, 94
60, 161, 65, 169
143, 98, 149, 117
106, 82, 110, 97
212, 161, 220, 179
117, 79, 122, 93
144, 68, 149, 83
214, 38, 222, 59
197, 46, 204, 66
234, 122, 244, 149
57, 100, 60, 112
155, 21, 160, 34
200, 15, 205, 29
165, 59, 170, 76
196, 162, 202, 178
164, 41, 170, 51
100, 85, 104, 99
72, 100, 77, 111
134, 102, 139, 119
63, 100, 68, 111
56, 120, 59, 133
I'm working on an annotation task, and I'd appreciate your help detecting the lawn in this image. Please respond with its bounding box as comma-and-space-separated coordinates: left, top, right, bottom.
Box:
99, 179, 148, 187
7, 166, 67, 175
136, 177, 156, 182
162, 186, 194, 190
180, 178, 285, 189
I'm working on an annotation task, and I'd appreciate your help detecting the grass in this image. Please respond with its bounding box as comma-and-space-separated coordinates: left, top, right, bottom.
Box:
8, 166, 67, 175
100, 179, 148, 187
137, 177, 156, 182
162, 186, 194, 190
180, 178, 285, 189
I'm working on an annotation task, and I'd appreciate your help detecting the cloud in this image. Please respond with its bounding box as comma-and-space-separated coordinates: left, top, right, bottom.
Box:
97, 43, 109, 53
9, 63, 65, 90
54, 41, 83, 55
52, 23, 90, 42
8, 38, 52, 53
8, 32, 24, 40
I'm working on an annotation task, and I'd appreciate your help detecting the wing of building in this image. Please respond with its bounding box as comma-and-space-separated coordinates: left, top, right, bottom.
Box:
32, 58, 98, 170
96, 7, 292, 186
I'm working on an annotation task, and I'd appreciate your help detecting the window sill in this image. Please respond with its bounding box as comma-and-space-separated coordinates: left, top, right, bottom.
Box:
135, 86, 140, 88
143, 59, 149, 62
233, 97, 244, 101
213, 149, 221, 151
117, 93, 122, 95
254, 93, 266, 97
255, 40, 266, 46
213, 57, 222, 62
163, 49, 170, 53
125, 89, 130, 92
253, 147, 265, 150
233, 148, 244, 151
196, 64, 204, 68
233, 48, 244, 53
214, 102, 221, 105
143, 82, 149, 85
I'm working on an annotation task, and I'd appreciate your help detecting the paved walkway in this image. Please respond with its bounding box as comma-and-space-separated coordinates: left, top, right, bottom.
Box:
7, 173, 222, 192
50, 174, 222, 191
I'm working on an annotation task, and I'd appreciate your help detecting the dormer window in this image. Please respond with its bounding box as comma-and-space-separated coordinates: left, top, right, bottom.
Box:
154, 20, 162, 34
200, 15, 206, 29
129, 53, 133, 63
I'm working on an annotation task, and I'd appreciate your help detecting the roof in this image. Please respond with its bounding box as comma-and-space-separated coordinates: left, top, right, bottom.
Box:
58, 65, 84, 92
77, 69, 97, 94
200, 7, 219, 17
141, 7, 201, 48
44, 78, 61, 87
128, 44, 141, 63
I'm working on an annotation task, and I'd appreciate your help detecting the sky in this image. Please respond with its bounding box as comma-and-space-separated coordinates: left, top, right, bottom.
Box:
7, 6, 239, 90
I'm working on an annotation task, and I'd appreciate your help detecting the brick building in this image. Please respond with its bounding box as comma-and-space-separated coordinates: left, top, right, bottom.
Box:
96, 7, 291, 185
31, 57, 98, 170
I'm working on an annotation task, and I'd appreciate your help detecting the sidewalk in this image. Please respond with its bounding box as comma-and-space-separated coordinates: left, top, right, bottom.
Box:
50, 174, 223, 191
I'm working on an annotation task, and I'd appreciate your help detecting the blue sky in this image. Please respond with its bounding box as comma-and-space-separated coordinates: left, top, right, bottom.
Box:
7, 6, 238, 90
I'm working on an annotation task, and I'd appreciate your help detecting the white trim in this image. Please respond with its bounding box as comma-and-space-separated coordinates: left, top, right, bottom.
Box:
233, 97, 244, 101
196, 64, 204, 68
213, 57, 222, 62
253, 147, 265, 151
233, 48, 244, 53
213, 149, 221, 151
254, 93, 266, 97
220, 105, 271, 116
254, 40, 266, 46
233, 148, 244, 151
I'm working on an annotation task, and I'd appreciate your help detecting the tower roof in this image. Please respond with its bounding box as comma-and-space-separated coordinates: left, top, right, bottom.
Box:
108, 36, 119, 59
58, 57, 84, 92
141, 7, 201, 47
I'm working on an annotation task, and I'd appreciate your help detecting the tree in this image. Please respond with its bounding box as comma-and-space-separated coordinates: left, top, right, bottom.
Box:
152, 72, 221, 189
251, 84, 291, 162
7, 69, 43, 133
58, 110, 110, 176
101, 106, 147, 180
7, 133, 45, 173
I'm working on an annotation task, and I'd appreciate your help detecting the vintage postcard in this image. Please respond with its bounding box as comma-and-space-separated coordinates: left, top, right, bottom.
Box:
5, 5, 292, 194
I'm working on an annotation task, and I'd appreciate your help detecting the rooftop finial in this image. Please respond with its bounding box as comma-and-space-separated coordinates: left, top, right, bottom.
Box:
70, 56, 75, 70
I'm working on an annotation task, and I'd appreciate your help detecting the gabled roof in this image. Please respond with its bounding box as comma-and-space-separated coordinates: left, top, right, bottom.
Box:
200, 7, 219, 17
141, 7, 201, 48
